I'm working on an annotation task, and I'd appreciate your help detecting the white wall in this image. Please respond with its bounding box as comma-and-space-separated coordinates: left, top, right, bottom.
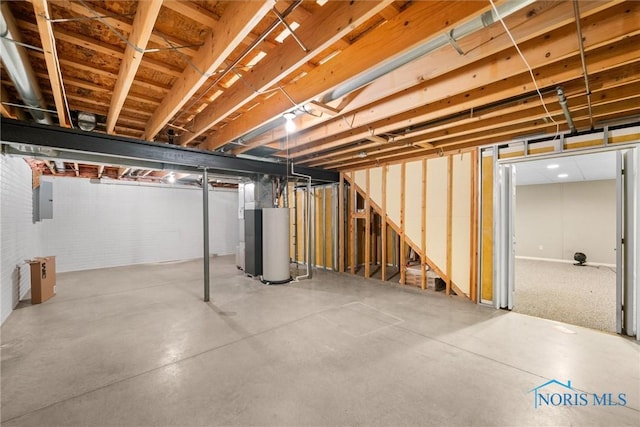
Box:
39, 176, 238, 272
1, 156, 39, 324
515, 180, 616, 265
1, 155, 238, 324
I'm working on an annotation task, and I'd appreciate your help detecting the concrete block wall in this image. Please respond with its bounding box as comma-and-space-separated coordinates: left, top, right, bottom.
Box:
38, 177, 239, 272
0, 156, 38, 324
1, 155, 238, 324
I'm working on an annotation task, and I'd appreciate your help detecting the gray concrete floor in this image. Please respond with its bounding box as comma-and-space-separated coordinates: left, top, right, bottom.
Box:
1, 255, 639, 426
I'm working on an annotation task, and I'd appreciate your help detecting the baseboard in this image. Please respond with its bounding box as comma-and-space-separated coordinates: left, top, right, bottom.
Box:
515, 256, 615, 268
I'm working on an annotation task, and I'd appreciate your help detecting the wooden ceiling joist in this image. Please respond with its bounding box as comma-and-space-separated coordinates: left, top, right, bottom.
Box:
106, 0, 163, 133
178, 0, 394, 147
298, 50, 640, 166
195, 1, 493, 150
257, 0, 632, 157
142, 0, 274, 141
0, 84, 18, 119
276, 4, 639, 161
32, 0, 70, 127
54, 0, 199, 57
2, 0, 637, 174
18, 18, 183, 78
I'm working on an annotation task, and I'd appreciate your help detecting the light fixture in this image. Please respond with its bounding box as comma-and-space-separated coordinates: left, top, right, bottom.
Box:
357, 151, 367, 158
283, 111, 296, 133
557, 173, 568, 178
77, 112, 96, 131
167, 173, 176, 184
546, 164, 559, 169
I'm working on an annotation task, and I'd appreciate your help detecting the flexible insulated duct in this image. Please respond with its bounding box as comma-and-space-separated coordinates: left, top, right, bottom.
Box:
0, 2, 51, 124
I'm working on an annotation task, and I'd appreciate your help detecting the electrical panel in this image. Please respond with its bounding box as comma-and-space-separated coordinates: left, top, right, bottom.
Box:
33, 181, 53, 222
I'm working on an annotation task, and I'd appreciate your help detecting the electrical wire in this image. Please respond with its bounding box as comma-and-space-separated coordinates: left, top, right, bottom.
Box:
0, 36, 45, 52
488, 0, 560, 140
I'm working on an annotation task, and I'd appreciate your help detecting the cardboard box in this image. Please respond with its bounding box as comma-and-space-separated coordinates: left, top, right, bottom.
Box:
28, 256, 56, 304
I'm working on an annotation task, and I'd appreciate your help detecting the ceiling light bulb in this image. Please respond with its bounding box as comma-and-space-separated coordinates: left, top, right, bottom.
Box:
547, 164, 559, 169
167, 174, 176, 183
358, 151, 368, 158
283, 112, 296, 121
285, 118, 296, 133
557, 173, 568, 178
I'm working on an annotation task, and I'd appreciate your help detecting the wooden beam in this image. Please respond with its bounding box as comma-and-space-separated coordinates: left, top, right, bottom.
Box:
117, 167, 129, 178
180, 1, 392, 147
378, 3, 402, 21
97, 165, 105, 179
143, 0, 273, 141
43, 160, 55, 175
0, 84, 17, 119
200, 1, 491, 149
73, 162, 79, 177
162, 1, 220, 27
17, 19, 182, 78
32, 0, 71, 127
55, 0, 198, 57
162, 0, 281, 50
246, 0, 612, 155
306, 101, 341, 117
308, 41, 640, 168
335, 110, 636, 170
276, 1, 636, 158
31, 52, 172, 94
106, 0, 163, 133
34, 73, 161, 106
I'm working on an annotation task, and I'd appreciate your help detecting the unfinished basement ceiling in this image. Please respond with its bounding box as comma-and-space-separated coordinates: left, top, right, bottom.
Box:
1, 0, 639, 180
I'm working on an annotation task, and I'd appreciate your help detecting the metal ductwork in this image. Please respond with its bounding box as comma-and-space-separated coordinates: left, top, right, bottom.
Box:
53, 160, 65, 173
0, 2, 52, 124
233, 0, 536, 146
556, 86, 576, 134
322, 0, 536, 104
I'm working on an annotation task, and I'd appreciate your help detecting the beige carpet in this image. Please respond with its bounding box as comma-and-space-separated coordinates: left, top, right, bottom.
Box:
514, 258, 616, 332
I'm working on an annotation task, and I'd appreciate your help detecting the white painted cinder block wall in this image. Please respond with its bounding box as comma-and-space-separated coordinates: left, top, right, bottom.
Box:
39, 176, 238, 272
0, 156, 39, 325
1, 156, 238, 324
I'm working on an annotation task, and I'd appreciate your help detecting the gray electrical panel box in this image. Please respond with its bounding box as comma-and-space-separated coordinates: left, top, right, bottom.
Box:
33, 181, 53, 222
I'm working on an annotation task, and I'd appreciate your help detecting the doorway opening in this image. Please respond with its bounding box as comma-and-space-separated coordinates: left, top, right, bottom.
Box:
512, 151, 617, 332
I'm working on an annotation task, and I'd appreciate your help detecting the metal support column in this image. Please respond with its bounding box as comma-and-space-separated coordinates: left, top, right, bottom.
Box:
203, 168, 210, 302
